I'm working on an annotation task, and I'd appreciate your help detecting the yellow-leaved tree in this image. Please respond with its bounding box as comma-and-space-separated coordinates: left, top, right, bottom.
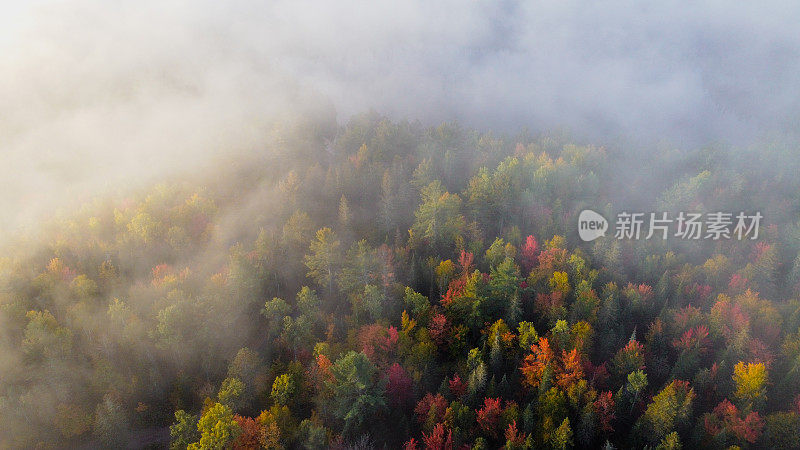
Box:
733, 361, 767, 408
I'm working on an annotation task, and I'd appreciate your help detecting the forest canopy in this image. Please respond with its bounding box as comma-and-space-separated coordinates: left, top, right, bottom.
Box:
1, 113, 800, 449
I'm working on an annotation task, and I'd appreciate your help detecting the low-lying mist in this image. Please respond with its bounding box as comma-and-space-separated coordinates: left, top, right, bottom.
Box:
2, 1, 800, 448
3, 0, 800, 234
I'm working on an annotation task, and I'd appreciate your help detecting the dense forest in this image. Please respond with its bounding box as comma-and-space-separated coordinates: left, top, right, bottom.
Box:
2, 113, 800, 449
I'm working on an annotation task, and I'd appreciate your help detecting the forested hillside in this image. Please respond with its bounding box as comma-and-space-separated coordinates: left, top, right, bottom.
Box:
2, 113, 800, 448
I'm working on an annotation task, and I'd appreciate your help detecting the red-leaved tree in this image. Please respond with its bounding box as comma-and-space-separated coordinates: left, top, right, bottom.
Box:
476, 397, 503, 437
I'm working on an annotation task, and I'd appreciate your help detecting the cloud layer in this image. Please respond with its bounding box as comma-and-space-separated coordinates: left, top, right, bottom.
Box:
2, 0, 799, 230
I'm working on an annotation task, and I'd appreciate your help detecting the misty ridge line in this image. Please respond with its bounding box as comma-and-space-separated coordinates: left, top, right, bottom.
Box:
2, 0, 800, 238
